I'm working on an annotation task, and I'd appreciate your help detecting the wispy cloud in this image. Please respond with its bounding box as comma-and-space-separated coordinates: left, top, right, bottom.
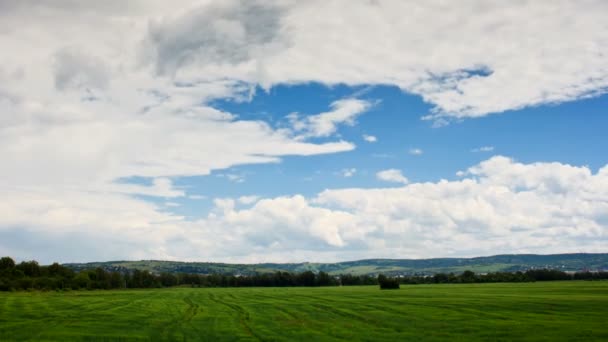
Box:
362, 134, 377, 143
338, 168, 357, 178
471, 146, 495, 153
408, 148, 423, 155
217, 173, 246, 183
289, 99, 372, 138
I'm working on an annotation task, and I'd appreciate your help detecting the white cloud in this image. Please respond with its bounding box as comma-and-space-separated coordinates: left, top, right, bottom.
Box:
1, 2, 607, 263
238, 195, 259, 205
2, 1, 608, 122
363, 134, 377, 143
208, 195, 352, 249
339, 168, 357, 178
194, 156, 608, 261
471, 146, 495, 153
295, 1, 608, 120
220, 173, 246, 183
252, 156, 608, 260
136, 0, 608, 120
0, 1, 363, 262
408, 148, 424, 155
143, 0, 288, 78
376, 169, 409, 184
108, 178, 184, 198
53, 47, 110, 91
289, 99, 372, 138
2, 157, 607, 262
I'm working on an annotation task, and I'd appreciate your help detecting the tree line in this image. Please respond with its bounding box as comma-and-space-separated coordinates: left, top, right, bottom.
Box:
0, 257, 343, 290
1, 257, 606, 291
395, 269, 608, 284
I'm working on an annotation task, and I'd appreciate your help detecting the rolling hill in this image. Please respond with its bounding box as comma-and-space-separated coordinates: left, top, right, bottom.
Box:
63, 253, 608, 276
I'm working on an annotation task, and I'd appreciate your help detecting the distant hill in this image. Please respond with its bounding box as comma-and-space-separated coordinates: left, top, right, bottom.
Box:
63, 253, 608, 276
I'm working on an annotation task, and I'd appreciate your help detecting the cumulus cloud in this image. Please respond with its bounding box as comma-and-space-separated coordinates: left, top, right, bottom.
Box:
3, 1, 608, 120
144, 0, 288, 78
1, 1, 607, 263
288, 1, 608, 120
0, 0, 363, 262
254, 156, 607, 260
376, 169, 409, 184
238, 195, 259, 205
208, 195, 352, 249
0, 1, 362, 208
2, 157, 607, 262
54, 48, 110, 91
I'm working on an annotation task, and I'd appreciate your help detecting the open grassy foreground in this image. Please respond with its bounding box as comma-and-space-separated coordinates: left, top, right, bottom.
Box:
0, 282, 606, 341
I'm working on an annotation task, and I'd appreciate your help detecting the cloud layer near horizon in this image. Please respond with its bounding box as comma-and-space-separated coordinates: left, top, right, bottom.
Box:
2, 157, 607, 263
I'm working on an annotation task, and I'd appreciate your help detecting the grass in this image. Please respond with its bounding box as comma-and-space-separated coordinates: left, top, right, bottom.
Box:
0, 281, 606, 341
327, 263, 517, 275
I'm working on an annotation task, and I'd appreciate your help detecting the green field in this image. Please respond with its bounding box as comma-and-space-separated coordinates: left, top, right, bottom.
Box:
1, 282, 606, 341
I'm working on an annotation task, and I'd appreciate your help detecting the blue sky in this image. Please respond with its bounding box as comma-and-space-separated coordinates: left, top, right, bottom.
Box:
162, 83, 608, 219
1, 1, 607, 263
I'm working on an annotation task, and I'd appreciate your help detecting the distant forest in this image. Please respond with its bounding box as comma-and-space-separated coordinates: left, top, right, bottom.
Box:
1, 257, 607, 291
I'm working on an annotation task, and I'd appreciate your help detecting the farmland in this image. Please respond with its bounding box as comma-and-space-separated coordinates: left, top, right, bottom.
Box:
1, 281, 607, 341
64, 253, 608, 276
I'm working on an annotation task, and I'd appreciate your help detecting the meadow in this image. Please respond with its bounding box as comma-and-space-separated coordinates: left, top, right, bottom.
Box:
0, 281, 606, 341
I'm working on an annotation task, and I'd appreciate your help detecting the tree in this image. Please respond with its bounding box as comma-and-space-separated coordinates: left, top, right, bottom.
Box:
298, 271, 316, 286
109, 272, 124, 289
433, 273, 449, 283
47, 263, 62, 276
316, 271, 332, 286
0, 257, 16, 271
73, 272, 91, 289
378, 274, 400, 289
17, 260, 40, 277
461, 270, 476, 283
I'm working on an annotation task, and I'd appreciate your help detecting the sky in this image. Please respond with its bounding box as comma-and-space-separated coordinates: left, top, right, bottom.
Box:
1, 0, 607, 263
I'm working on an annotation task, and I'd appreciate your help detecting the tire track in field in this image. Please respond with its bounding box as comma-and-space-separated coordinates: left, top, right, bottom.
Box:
310, 302, 376, 324
154, 294, 202, 340
225, 291, 309, 332
240, 292, 311, 323
288, 293, 409, 333
182, 296, 199, 322
207, 293, 264, 341
244, 291, 375, 325
2, 296, 74, 341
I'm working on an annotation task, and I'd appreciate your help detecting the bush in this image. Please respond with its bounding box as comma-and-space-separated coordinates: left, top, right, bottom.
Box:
378, 274, 400, 290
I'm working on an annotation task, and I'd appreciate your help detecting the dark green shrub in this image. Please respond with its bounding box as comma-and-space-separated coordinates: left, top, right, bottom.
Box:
378, 274, 400, 289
